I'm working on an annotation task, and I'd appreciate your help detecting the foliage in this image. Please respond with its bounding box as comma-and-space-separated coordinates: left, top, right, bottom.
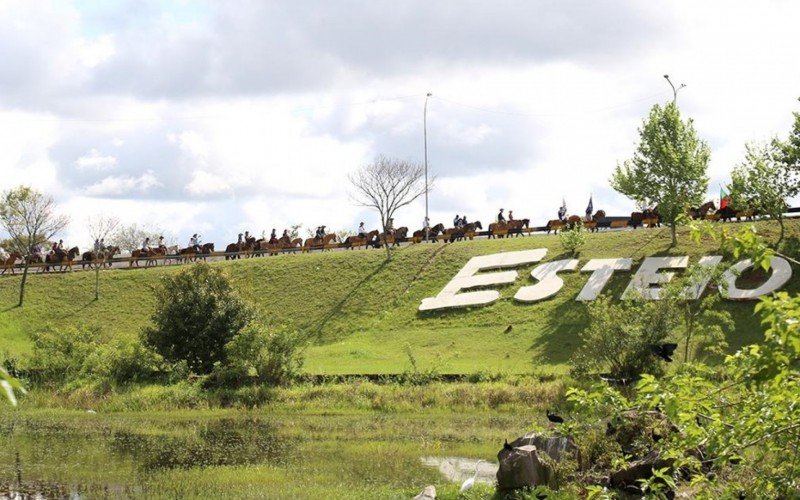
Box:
110, 222, 171, 252
570, 294, 680, 380
142, 263, 254, 375
611, 102, 710, 245
349, 154, 429, 260
216, 322, 307, 387
559, 221, 587, 255
29, 325, 162, 388
729, 141, 799, 243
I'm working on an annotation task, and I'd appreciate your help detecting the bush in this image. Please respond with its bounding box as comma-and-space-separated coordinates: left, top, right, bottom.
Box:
215, 323, 306, 387
142, 263, 253, 374
559, 221, 587, 255
570, 295, 680, 380
29, 325, 161, 388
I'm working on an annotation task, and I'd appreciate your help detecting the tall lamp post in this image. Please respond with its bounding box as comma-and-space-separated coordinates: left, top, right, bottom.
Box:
424, 92, 432, 242
663, 74, 686, 104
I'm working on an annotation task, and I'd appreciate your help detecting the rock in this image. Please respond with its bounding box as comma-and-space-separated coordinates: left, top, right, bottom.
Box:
508, 432, 580, 463
496, 445, 554, 490
610, 450, 674, 489
413, 485, 436, 499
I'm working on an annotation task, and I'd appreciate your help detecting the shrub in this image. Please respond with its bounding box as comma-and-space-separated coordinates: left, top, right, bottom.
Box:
559, 221, 587, 255
570, 295, 680, 380
142, 263, 253, 374
216, 323, 306, 387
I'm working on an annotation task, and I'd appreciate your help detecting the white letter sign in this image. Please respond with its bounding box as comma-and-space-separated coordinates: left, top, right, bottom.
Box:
418, 249, 547, 311
723, 257, 792, 301
576, 258, 632, 301
514, 259, 579, 302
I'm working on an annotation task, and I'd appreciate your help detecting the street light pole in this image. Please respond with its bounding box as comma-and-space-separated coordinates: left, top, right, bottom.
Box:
663, 74, 686, 104
424, 92, 432, 242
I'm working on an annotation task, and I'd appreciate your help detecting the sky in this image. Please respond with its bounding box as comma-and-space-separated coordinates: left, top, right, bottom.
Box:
1, 0, 799, 247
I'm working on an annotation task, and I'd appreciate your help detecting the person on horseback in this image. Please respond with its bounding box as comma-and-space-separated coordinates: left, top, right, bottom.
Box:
422, 216, 430, 231
497, 209, 505, 223
315, 226, 326, 242
508, 210, 514, 222
99, 238, 106, 251
158, 235, 165, 250
190, 234, 201, 252
237, 233, 244, 250
460, 215, 468, 227
244, 231, 251, 243
269, 229, 278, 244
142, 237, 151, 252
94, 239, 102, 252
453, 214, 460, 227
357, 222, 367, 238
386, 218, 395, 236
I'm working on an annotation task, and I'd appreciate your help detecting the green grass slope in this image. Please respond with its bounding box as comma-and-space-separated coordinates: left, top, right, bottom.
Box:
1, 221, 797, 374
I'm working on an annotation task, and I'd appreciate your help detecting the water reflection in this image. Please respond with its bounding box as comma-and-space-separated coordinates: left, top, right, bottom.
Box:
111, 417, 289, 470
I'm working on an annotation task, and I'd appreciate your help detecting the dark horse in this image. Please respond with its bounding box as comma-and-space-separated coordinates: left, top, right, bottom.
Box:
44, 246, 80, 272
412, 223, 445, 243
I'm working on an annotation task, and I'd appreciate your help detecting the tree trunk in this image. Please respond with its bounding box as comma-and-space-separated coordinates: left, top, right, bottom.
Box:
94, 264, 100, 301
671, 224, 678, 247
778, 217, 785, 246
18, 263, 29, 307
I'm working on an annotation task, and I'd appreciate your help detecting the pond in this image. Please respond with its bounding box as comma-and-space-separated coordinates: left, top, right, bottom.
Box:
0, 410, 504, 498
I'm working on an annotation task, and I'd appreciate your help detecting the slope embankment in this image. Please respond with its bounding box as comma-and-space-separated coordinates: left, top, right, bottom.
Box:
1, 220, 797, 374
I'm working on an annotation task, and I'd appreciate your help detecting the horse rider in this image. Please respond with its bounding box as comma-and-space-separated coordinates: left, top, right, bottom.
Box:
141, 237, 151, 253
237, 233, 244, 250
422, 216, 430, 231
497, 209, 506, 223
386, 218, 395, 236
99, 238, 106, 251
269, 228, 278, 244
508, 210, 515, 222
315, 226, 326, 242
94, 238, 102, 253
460, 215, 468, 227
244, 230, 251, 243
190, 234, 201, 252
357, 222, 367, 238
157, 236, 165, 250
453, 214, 460, 227
281, 229, 290, 243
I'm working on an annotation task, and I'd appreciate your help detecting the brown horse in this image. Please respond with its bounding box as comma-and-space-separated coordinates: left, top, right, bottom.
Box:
507, 218, 530, 237
44, 247, 80, 272
689, 201, 716, 220
344, 230, 379, 250
303, 233, 337, 253
379, 227, 408, 247
130, 248, 159, 267
0, 252, 22, 275
545, 219, 567, 235
630, 206, 661, 229
412, 224, 444, 243
446, 221, 483, 242
81, 246, 121, 269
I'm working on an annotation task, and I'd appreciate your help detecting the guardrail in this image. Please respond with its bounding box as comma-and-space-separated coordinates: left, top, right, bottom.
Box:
2, 209, 798, 274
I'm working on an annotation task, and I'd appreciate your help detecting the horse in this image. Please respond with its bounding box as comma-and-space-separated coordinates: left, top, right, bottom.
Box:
344, 230, 379, 250
412, 223, 444, 243
689, 201, 716, 220
446, 221, 483, 242
225, 242, 243, 260
303, 233, 337, 253
507, 218, 530, 237
545, 219, 567, 235
82, 246, 121, 269
379, 227, 408, 247
0, 252, 22, 275
44, 246, 80, 272
488, 221, 509, 239
130, 248, 160, 267
630, 206, 661, 229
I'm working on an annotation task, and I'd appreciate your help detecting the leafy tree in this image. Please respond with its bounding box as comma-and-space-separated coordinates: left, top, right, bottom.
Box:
0, 186, 70, 306
142, 263, 253, 374
218, 323, 306, 387
349, 155, 430, 260
729, 141, 799, 244
611, 102, 710, 246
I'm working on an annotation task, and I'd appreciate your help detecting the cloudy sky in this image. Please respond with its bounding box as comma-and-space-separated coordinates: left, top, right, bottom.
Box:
2, 0, 799, 246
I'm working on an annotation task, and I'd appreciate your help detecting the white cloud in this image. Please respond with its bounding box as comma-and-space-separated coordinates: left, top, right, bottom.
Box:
185, 170, 232, 196
74, 148, 117, 171
84, 170, 162, 196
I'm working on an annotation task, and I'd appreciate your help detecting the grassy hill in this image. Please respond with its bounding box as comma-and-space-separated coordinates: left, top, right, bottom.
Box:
1, 220, 797, 374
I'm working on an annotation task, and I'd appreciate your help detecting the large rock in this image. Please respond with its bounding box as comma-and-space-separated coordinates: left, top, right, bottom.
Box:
508, 432, 580, 463
496, 445, 555, 490
610, 450, 674, 489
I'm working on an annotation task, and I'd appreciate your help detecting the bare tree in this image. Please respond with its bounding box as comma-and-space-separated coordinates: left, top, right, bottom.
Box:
349, 155, 429, 260
0, 186, 69, 307
109, 223, 166, 253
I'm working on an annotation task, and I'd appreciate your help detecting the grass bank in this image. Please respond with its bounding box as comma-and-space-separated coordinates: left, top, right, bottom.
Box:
1, 220, 797, 374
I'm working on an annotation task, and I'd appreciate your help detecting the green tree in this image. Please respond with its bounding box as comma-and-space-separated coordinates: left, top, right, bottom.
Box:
142, 263, 253, 374
559, 221, 587, 256
0, 186, 70, 306
729, 141, 799, 244
611, 102, 710, 246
